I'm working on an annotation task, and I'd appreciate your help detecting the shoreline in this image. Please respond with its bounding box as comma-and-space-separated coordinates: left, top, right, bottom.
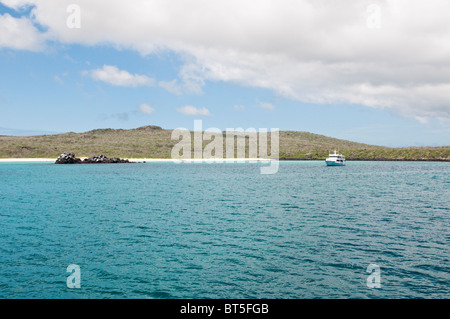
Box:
0, 158, 274, 163
0, 158, 56, 162
0, 158, 448, 163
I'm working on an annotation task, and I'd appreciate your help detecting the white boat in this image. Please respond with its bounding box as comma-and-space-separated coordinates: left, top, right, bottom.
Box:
325, 150, 345, 166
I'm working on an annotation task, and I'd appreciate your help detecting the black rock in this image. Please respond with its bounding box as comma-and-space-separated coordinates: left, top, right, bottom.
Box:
55, 152, 81, 164
55, 153, 130, 164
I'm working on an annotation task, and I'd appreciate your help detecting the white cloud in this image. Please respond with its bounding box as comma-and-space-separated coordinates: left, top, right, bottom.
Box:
0, 13, 45, 51
233, 105, 245, 111
177, 105, 210, 116
158, 80, 182, 95
259, 102, 274, 111
53, 75, 63, 84
2, 0, 450, 120
86, 65, 155, 87
139, 103, 155, 115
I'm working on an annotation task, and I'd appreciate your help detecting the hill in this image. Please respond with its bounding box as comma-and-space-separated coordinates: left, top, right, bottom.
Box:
0, 125, 449, 161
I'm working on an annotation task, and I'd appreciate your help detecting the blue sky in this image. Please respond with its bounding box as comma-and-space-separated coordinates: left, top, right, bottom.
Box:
1, 1, 449, 147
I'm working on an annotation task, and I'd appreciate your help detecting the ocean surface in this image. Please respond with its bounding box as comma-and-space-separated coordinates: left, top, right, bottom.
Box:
0, 161, 448, 299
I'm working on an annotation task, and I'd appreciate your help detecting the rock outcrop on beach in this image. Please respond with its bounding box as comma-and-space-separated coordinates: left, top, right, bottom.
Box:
83, 154, 130, 163
55, 152, 81, 164
55, 153, 130, 164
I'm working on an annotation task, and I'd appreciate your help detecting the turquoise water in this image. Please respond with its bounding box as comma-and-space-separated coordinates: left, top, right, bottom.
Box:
0, 161, 448, 299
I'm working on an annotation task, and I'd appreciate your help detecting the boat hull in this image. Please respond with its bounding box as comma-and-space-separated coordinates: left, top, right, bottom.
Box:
325, 160, 345, 166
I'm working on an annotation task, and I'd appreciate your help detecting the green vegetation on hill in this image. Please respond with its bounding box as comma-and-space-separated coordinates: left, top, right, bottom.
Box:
0, 125, 449, 161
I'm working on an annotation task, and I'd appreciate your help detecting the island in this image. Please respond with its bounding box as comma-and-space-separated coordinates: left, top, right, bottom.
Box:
0, 125, 448, 162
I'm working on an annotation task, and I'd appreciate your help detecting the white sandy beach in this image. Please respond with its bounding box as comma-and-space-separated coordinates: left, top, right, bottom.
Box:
128, 158, 273, 162
0, 158, 57, 162
0, 158, 274, 163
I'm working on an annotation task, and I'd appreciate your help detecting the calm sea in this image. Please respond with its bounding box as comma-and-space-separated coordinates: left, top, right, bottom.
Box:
0, 161, 448, 299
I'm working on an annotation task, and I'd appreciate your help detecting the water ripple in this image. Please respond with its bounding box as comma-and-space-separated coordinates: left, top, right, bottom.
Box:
0, 161, 448, 298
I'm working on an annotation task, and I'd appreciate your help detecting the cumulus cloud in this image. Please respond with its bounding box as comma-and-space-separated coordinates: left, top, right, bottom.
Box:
0, 13, 45, 50
158, 80, 182, 95
177, 105, 210, 116
2, 0, 450, 120
139, 103, 155, 115
85, 65, 155, 87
